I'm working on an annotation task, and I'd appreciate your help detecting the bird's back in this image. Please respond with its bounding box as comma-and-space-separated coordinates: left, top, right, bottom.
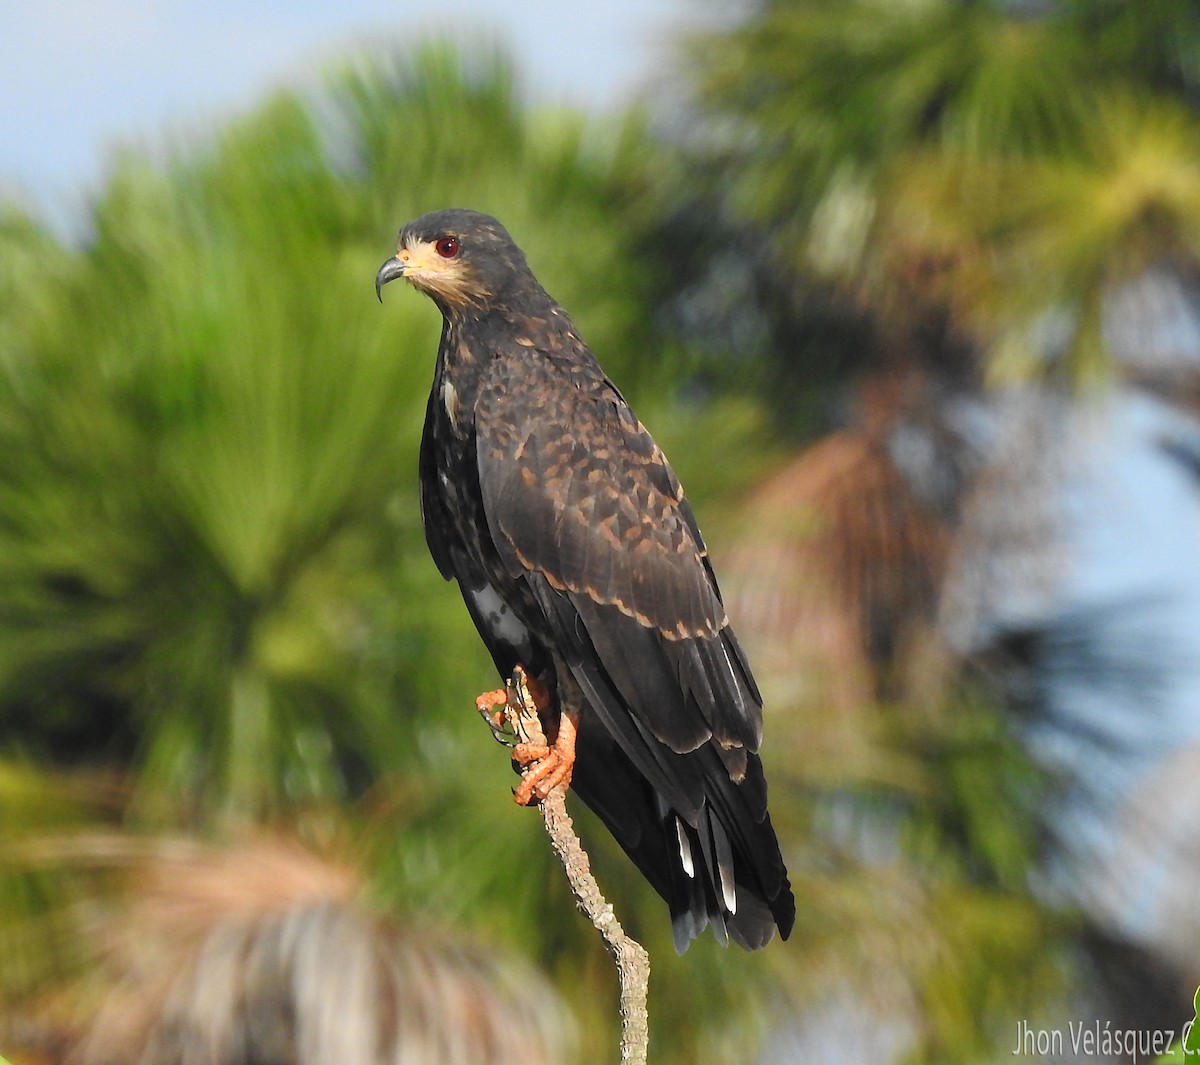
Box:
441, 323, 794, 949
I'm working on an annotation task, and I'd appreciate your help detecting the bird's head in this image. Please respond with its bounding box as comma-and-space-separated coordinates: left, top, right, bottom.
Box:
375, 209, 534, 313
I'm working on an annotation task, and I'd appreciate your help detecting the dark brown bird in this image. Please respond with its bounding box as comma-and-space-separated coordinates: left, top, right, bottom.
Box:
376, 209, 795, 951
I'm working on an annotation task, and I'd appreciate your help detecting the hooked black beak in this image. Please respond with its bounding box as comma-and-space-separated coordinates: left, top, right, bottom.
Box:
375, 256, 407, 302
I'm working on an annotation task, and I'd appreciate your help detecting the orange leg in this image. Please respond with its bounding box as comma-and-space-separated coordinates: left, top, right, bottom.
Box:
512, 707, 576, 806
475, 688, 507, 714
476, 668, 577, 805
475, 687, 510, 740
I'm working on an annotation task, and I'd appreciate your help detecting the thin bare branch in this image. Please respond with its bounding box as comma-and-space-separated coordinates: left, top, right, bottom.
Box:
496, 669, 651, 1065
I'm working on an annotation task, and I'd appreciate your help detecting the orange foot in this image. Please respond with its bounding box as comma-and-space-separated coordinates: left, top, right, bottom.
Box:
512, 706, 577, 807
475, 687, 510, 742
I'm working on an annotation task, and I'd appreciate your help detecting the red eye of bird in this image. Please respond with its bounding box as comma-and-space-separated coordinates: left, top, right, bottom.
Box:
435, 236, 460, 258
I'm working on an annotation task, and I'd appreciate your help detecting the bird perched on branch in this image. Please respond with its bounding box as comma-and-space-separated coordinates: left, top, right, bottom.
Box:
377, 210, 795, 951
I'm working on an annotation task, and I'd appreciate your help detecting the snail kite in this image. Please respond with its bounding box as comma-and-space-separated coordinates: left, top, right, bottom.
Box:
376, 209, 795, 951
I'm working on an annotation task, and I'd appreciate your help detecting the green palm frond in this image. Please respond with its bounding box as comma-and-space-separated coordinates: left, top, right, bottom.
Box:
0, 40, 787, 1064
685, 0, 1200, 388
887, 91, 1200, 382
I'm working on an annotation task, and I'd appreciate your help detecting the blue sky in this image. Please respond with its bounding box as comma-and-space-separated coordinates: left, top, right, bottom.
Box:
3, 0, 699, 219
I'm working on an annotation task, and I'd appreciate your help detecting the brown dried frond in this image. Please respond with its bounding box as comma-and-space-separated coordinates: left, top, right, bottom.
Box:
60, 835, 572, 1065
725, 418, 951, 714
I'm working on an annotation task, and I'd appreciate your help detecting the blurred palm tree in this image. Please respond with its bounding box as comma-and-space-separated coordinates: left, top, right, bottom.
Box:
9, 8, 1200, 1064
670, 0, 1200, 407
9, 826, 572, 1065
0, 39, 800, 1065
676, 0, 1200, 1056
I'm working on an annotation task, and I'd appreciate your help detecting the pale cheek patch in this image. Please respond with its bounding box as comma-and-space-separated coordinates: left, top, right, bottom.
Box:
399, 238, 488, 306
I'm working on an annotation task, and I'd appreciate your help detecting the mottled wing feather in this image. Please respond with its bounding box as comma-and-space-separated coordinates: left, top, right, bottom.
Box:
475, 351, 762, 756
471, 339, 792, 949
524, 573, 707, 815
478, 361, 724, 636
530, 575, 794, 950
